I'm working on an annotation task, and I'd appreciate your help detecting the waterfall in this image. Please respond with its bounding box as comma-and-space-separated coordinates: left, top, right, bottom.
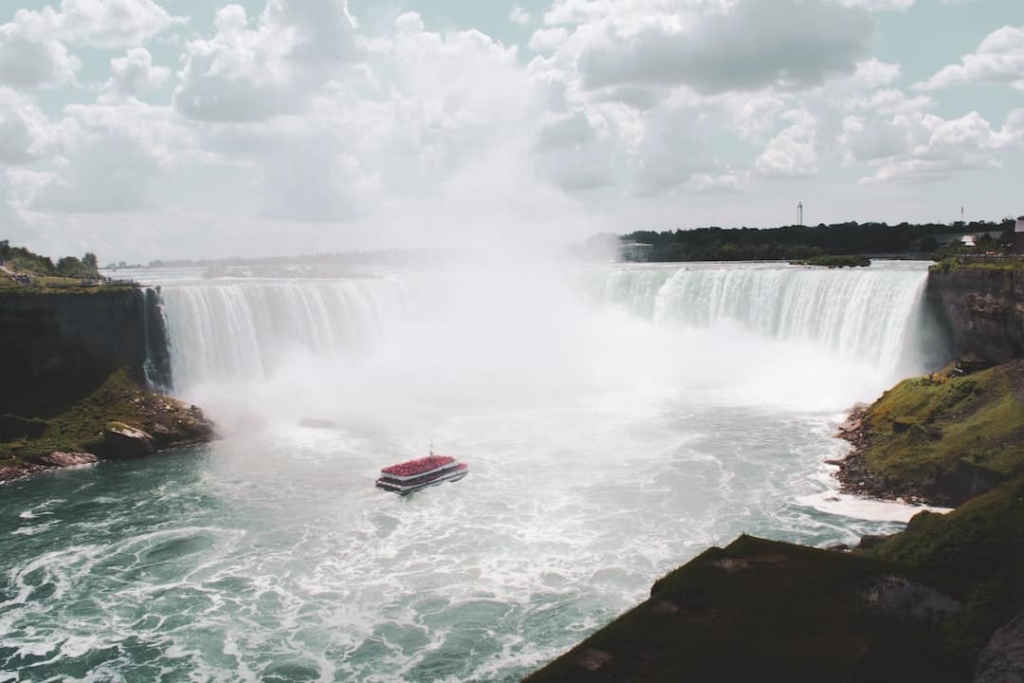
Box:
156, 263, 944, 399
158, 277, 415, 391
601, 263, 938, 375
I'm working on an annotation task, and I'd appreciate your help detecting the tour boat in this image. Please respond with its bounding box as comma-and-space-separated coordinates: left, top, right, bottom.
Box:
375, 451, 468, 495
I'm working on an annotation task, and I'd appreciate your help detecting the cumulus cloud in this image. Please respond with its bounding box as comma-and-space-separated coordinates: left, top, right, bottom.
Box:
174, 0, 360, 122
529, 27, 570, 53
845, 110, 1019, 183
31, 100, 193, 213
0, 23, 80, 88
918, 25, 1024, 91
571, 0, 876, 93
0, 87, 54, 163
103, 48, 170, 99
755, 109, 819, 178
6, 0, 182, 49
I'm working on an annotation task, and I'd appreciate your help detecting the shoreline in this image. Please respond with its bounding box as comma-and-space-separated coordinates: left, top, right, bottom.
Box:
0, 369, 215, 487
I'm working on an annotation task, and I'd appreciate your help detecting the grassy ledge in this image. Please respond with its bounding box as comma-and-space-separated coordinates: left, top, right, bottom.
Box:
790, 254, 871, 268
838, 361, 1024, 506
0, 367, 213, 482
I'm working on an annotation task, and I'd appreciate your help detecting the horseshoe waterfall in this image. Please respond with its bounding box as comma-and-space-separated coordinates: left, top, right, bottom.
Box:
1, 261, 947, 682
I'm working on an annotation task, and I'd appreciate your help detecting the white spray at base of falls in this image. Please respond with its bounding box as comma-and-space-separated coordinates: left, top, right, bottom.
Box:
156, 261, 940, 428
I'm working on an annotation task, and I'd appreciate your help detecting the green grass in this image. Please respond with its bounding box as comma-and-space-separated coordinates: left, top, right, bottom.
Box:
930, 257, 1024, 273
853, 364, 1024, 494
0, 368, 200, 461
0, 275, 135, 295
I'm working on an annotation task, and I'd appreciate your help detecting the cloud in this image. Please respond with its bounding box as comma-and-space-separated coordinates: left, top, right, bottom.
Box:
0, 87, 54, 163
103, 48, 170, 99
0, 23, 80, 88
30, 100, 193, 213
7, 0, 183, 49
627, 102, 719, 196
918, 25, 1024, 91
570, 0, 876, 93
530, 27, 570, 53
755, 109, 819, 178
510, 6, 532, 26
834, 0, 914, 10
846, 110, 1019, 183
174, 0, 360, 122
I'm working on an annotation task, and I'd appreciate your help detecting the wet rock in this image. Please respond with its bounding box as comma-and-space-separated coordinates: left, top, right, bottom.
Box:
858, 535, 889, 550
974, 614, 1024, 683
33, 451, 98, 467
102, 423, 155, 459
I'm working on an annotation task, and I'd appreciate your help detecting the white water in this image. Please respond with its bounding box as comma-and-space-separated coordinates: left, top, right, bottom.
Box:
1, 260, 948, 682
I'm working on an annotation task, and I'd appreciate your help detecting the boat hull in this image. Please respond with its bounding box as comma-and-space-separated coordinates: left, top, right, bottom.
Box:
376, 465, 468, 495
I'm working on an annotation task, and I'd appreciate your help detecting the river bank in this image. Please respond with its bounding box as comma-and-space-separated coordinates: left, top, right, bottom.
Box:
0, 367, 215, 484
522, 366, 1024, 681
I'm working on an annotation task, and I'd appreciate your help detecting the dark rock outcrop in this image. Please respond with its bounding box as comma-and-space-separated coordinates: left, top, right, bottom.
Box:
928, 267, 1024, 364
0, 286, 171, 416
522, 536, 973, 683
101, 424, 156, 460
975, 614, 1024, 683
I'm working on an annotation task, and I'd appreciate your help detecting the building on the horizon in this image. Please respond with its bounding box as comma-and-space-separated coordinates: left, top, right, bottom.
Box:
619, 240, 653, 262
1015, 216, 1024, 253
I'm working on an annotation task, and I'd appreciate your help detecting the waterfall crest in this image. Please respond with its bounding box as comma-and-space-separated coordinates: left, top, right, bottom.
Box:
158, 263, 938, 397
601, 264, 932, 374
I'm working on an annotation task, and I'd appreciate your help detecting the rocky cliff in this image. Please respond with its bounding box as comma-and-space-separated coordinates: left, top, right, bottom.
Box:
0, 286, 170, 416
927, 265, 1024, 364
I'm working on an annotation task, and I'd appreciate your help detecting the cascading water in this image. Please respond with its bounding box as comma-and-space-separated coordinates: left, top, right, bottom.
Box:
160, 276, 415, 389
1, 261, 950, 683
601, 262, 933, 376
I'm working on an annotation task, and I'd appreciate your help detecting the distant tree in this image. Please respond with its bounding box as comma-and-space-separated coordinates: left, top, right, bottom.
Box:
919, 237, 938, 254
56, 256, 91, 278
0, 240, 9, 263
82, 252, 98, 274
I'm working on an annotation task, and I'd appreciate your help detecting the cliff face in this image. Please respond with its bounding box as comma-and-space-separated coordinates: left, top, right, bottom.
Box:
0, 287, 171, 416
927, 267, 1024, 364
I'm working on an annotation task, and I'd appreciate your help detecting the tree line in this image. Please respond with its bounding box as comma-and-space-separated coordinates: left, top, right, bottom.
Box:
620, 219, 1017, 262
0, 240, 101, 279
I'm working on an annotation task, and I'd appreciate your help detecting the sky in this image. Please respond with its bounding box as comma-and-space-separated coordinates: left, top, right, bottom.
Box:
1, 0, 1022, 262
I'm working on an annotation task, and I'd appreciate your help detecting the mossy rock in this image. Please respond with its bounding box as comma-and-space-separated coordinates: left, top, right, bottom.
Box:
0, 367, 214, 464
848, 362, 1024, 504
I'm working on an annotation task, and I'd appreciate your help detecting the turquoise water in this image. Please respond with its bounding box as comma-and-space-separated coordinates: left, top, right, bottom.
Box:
1, 262, 937, 681
1, 401, 908, 682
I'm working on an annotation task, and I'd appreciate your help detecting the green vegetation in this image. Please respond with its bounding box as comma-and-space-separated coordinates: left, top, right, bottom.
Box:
870, 478, 1024, 652
848, 363, 1024, 501
1, 240, 101, 282
0, 240, 130, 294
791, 255, 871, 268
0, 367, 205, 463
930, 256, 1024, 274
524, 535, 974, 683
620, 219, 1015, 262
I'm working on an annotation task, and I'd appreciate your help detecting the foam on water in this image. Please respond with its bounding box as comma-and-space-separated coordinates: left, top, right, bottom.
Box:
0, 261, 949, 681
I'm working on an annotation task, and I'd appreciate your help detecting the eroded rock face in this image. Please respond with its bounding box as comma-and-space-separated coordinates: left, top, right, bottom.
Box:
975, 614, 1024, 683
928, 268, 1024, 364
102, 424, 156, 459
33, 451, 98, 468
